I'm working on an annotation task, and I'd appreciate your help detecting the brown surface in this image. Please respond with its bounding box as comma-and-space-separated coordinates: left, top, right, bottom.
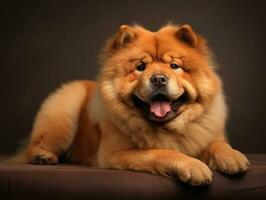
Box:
0, 154, 265, 200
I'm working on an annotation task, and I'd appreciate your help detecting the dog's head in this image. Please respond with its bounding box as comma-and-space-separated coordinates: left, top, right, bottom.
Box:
98, 24, 221, 123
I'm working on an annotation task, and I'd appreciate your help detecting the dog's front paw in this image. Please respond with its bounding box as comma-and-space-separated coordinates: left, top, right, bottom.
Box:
174, 158, 213, 186
208, 149, 250, 175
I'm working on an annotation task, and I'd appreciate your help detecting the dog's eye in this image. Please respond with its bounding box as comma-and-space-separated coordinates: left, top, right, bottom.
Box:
170, 63, 180, 69
136, 63, 146, 71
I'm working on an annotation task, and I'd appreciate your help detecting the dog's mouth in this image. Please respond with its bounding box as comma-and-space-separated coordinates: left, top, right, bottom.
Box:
132, 92, 188, 122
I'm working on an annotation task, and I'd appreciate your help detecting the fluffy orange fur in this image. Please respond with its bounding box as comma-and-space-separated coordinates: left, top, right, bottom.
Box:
9, 24, 250, 186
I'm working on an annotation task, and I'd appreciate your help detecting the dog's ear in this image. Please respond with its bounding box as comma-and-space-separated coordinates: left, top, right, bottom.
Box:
176, 24, 197, 47
100, 25, 137, 61
113, 25, 136, 48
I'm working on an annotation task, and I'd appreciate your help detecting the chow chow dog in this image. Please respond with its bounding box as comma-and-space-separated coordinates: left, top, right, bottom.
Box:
10, 24, 250, 186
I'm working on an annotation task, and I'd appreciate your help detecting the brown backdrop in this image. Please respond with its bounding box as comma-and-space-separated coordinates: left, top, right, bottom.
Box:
1, 0, 266, 154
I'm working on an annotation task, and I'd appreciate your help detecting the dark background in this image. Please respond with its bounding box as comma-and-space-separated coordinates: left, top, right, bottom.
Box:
1, 0, 266, 154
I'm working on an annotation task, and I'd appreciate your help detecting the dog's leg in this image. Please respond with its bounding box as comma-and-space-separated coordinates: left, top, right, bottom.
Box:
201, 140, 250, 174
97, 121, 212, 186
99, 148, 212, 186
25, 81, 92, 165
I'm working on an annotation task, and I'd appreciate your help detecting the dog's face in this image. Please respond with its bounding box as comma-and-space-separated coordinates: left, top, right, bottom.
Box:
99, 24, 220, 123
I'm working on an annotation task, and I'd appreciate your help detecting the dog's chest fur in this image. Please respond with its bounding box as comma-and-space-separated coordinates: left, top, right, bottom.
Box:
109, 115, 215, 158
107, 93, 226, 158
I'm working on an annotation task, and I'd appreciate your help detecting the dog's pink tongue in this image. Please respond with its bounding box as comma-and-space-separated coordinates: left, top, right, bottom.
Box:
150, 101, 171, 118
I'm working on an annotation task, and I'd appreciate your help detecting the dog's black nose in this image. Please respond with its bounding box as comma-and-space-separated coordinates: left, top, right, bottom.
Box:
150, 74, 168, 88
